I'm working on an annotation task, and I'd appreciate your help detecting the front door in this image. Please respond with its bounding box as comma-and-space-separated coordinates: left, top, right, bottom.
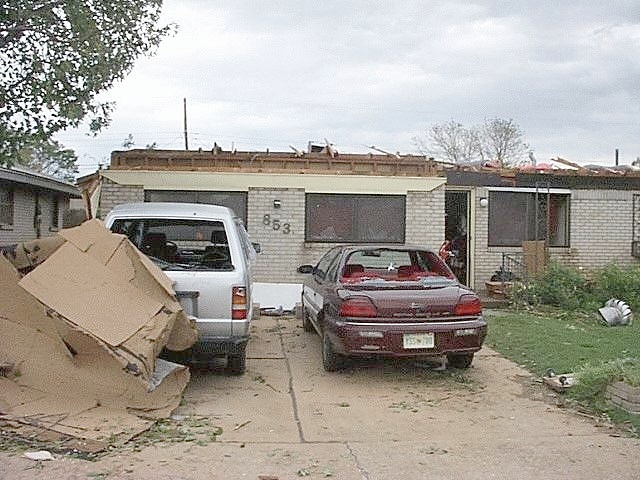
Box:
444, 190, 471, 286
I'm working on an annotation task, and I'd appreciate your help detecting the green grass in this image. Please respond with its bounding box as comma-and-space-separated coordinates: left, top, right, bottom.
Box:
485, 308, 640, 433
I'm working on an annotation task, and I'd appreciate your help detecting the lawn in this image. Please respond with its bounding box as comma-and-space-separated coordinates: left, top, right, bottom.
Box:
485, 308, 640, 377
484, 307, 640, 433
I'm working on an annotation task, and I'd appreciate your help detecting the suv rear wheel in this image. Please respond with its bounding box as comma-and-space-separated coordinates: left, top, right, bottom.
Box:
227, 352, 246, 375
302, 306, 314, 332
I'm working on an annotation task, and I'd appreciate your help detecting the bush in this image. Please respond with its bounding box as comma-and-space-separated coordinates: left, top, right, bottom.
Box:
591, 265, 640, 312
509, 262, 594, 310
509, 262, 640, 313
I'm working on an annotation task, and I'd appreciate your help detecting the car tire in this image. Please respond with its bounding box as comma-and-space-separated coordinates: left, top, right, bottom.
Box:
227, 352, 246, 375
302, 306, 314, 332
447, 353, 474, 369
322, 333, 343, 372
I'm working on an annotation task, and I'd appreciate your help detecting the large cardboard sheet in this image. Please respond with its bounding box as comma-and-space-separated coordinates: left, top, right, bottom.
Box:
20, 242, 164, 347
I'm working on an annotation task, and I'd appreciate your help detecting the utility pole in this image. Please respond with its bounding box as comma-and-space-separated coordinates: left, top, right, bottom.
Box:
183, 97, 189, 150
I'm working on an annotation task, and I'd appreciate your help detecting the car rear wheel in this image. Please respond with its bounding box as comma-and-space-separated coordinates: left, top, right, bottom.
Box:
447, 353, 474, 369
322, 333, 344, 372
302, 306, 314, 332
227, 352, 246, 375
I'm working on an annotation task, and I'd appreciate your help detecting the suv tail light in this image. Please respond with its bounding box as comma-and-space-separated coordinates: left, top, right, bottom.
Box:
454, 294, 482, 316
339, 297, 377, 318
232, 286, 247, 319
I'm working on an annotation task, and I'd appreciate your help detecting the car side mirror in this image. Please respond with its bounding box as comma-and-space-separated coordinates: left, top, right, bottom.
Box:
297, 264, 314, 274
252, 242, 261, 253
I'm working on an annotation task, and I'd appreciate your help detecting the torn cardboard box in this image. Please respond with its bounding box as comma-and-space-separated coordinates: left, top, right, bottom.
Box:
0, 220, 198, 447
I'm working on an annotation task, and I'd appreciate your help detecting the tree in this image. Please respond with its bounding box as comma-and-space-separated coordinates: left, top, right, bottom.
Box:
0, 1, 173, 169
414, 117, 530, 167
477, 118, 530, 166
413, 120, 478, 164
15, 139, 78, 182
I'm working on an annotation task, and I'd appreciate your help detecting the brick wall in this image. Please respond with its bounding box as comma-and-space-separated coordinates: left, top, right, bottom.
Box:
565, 190, 638, 269
405, 187, 445, 250
98, 177, 144, 219
247, 187, 308, 283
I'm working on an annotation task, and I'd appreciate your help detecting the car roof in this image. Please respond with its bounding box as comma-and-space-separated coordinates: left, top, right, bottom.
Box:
106, 202, 238, 219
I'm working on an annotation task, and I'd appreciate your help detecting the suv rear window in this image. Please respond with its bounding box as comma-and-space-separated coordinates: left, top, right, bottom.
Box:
111, 218, 233, 271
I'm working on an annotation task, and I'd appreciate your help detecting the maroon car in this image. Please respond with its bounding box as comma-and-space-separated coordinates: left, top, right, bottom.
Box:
297, 245, 487, 371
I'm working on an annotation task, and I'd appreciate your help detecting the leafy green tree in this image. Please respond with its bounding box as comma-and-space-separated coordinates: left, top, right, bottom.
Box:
0, 1, 173, 169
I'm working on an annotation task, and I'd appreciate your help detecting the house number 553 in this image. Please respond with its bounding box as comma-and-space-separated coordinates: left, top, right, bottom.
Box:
263, 214, 291, 234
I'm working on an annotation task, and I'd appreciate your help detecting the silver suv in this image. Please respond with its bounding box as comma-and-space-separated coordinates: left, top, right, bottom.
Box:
104, 202, 257, 374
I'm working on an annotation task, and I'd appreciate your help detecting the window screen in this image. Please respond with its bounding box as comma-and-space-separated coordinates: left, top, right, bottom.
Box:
305, 194, 405, 243
488, 191, 570, 247
0, 184, 13, 225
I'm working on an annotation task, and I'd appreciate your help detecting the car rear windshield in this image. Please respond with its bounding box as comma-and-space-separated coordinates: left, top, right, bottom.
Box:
110, 218, 233, 271
340, 248, 454, 284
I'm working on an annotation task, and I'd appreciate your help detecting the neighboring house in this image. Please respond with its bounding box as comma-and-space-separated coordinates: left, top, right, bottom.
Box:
0, 166, 81, 244
92, 149, 640, 293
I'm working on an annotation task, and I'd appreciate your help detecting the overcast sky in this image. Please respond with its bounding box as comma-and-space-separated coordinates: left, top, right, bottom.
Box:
57, 1, 640, 177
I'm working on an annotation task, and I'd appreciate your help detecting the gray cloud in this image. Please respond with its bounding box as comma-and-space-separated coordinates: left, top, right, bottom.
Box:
57, 0, 640, 175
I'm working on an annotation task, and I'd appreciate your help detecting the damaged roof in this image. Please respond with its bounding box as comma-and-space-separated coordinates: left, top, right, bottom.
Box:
108, 149, 640, 190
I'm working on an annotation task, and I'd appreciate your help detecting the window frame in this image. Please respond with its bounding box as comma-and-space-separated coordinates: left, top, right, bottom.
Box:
305, 193, 406, 244
49, 195, 60, 230
487, 188, 571, 248
144, 190, 248, 224
0, 184, 14, 226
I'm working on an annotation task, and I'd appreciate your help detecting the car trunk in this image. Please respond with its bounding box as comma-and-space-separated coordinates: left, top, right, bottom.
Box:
343, 282, 465, 320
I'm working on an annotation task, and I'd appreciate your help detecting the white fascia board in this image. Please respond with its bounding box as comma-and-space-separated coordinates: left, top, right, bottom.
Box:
101, 170, 446, 194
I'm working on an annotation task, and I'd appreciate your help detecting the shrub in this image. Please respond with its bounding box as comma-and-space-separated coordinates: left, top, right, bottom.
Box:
591, 265, 640, 312
509, 262, 594, 310
509, 262, 640, 313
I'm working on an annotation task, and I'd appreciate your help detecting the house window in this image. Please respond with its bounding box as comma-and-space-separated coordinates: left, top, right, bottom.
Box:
50, 196, 60, 229
488, 191, 570, 247
0, 185, 14, 225
144, 190, 247, 223
305, 194, 405, 243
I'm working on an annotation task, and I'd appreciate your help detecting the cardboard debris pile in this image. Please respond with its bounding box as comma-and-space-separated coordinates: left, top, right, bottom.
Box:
0, 220, 198, 450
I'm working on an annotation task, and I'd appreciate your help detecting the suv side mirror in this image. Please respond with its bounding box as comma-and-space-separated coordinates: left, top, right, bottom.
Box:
297, 264, 314, 274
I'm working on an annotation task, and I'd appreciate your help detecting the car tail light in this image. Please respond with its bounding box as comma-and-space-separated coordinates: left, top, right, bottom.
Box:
339, 297, 377, 318
232, 286, 247, 320
454, 294, 482, 316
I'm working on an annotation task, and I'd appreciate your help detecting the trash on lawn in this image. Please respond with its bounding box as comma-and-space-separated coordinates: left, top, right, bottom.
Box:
0, 220, 198, 449
598, 298, 633, 326
23, 451, 55, 461
543, 369, 575, 392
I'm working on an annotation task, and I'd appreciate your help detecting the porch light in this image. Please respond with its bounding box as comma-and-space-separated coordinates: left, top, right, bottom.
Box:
479, 197, 488, 207
273, 199, 281, 208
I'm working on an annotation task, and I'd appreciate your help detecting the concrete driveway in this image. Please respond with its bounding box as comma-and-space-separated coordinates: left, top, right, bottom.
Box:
2, 314, 639, 479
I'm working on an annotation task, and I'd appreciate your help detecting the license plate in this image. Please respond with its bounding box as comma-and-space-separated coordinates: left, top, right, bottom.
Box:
403, 332, 434, 349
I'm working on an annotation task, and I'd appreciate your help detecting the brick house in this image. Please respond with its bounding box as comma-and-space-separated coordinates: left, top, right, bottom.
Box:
0, 166, 81, 244
91, 149, 640, 292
